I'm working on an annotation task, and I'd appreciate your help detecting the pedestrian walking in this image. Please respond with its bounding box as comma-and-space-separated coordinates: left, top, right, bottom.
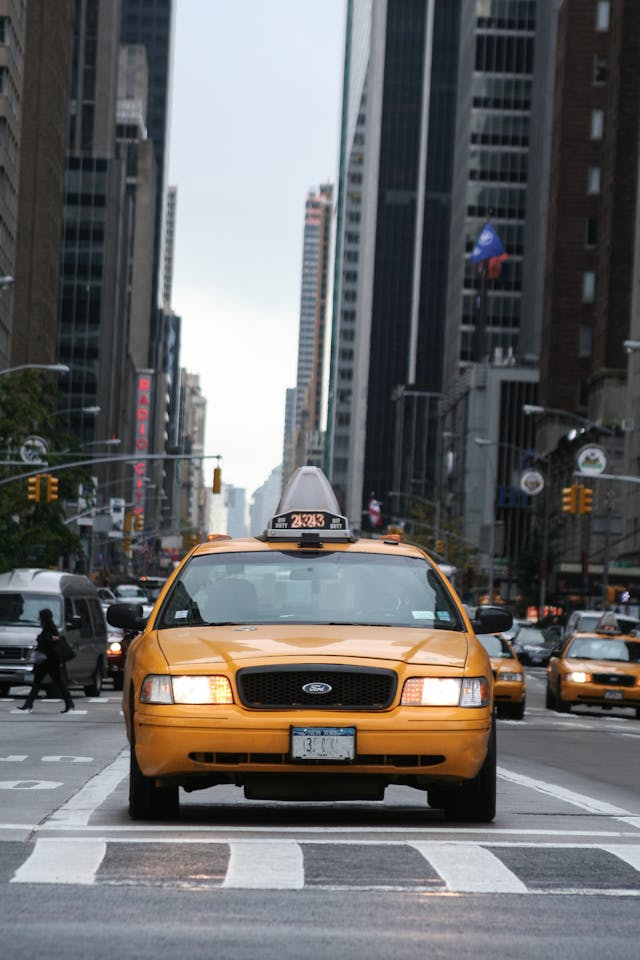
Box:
18, 608, 75, 713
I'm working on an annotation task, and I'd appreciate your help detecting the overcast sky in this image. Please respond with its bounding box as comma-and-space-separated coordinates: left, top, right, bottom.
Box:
168, 1, 346, 496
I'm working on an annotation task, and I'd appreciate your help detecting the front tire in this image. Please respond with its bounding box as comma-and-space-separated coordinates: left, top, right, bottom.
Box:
443, 720, 496, 823
84, 659, 104, 697
129, 741, 179, 821
555, 681, 570, 713
545, 682, 556, 710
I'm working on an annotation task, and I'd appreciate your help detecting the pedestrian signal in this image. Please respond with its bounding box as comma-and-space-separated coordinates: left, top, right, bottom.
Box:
134, 513, 144, 532
27, 476, 41, 502
561, 485, 578, 514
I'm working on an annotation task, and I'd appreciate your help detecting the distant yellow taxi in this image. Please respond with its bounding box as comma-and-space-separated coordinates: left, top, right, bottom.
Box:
109, 467, 512, 822
546, 614, 640, 716
477, 633, 526, 719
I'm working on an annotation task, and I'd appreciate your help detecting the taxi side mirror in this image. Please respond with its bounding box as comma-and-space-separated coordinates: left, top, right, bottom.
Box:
107, 602, 147, 632
470, 605, 513, 636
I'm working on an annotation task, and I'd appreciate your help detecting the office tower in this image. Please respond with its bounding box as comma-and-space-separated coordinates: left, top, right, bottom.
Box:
0, 3, 26, 367
443, 0, 539, 384
58, 0, 124, 446
12, 0, 72, 368
325, 0, 461, 527
162, 184, 177, 308
284, 183, 333, 486
121, 0, 175, 344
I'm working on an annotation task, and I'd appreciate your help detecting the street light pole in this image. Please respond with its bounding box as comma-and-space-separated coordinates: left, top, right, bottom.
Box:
474, 438, 497, 602
523, 403, 616, 607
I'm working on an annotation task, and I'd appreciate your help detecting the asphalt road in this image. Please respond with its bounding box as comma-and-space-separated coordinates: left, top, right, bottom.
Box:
1, 670, 639, 960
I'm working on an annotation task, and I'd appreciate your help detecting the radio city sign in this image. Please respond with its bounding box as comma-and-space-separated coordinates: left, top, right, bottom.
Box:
133, 371, 154, 518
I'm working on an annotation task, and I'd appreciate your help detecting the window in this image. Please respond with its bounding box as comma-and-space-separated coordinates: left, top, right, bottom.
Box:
579, 325, 593, 357
593, 54, 608, 84
590, 109, 604, 139
588, 165, 601, 194
586, 218, 598, 247
596, 1, 610, 31
582, 272, 596, 303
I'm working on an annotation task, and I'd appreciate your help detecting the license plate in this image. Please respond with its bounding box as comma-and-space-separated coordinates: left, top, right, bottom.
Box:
291, 727, 355, 760
604, 690, 623, 700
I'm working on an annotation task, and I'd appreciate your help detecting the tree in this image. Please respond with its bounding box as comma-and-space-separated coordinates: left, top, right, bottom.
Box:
0, 371, 89, 571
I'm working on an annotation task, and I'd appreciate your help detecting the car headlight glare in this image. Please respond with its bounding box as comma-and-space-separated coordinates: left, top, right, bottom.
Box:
498, 671, 523, 682
565, 671, 591, 683
401, 676, 490, 707
140, 673, 234, 705
107, 640, 123, 654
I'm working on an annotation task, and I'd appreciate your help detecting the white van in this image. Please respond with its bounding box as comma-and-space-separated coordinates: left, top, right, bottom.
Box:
0, 569, 108, 697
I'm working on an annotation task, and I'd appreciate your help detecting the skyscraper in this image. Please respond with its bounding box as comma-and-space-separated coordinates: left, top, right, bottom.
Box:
325, 0, 461, 527
284, 183, 333, 487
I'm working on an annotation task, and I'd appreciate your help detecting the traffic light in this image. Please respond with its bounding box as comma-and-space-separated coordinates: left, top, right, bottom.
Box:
134, 513, 144, 532
27, 475, 41, 502
561, 484, 578, 514
45, 475, 59, 502
578, 486, 593, 514
435, 539, 445, 555
212, 466, 222, 494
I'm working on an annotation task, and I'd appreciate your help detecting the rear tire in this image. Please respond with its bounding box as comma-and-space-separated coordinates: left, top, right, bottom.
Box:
443, 721, 496, 823
510, 697, 525, 720
129, 729, 179, 820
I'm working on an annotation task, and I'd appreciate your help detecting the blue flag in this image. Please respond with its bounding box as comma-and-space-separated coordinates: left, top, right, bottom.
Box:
469, 222, 506, 263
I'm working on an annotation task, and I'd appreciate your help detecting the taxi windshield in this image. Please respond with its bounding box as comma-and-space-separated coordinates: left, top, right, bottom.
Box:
157, 551, 464, 630
567, 637, 640, 663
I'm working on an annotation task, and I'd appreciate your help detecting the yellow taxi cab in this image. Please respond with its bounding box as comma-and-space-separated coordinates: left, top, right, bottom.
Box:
477, 633, 526, 719
546, 612, 640, 716
108, 466, 512, 822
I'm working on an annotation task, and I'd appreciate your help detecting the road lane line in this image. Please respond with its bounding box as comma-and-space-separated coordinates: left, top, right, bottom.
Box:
223, 840, 304, 889
11, 838, 106, 884
410, 842, 527, 893
498, 765, 635, 817
45, 749, 129, 827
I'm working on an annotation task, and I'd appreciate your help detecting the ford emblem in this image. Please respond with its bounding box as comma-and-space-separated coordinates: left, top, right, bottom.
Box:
302, 681, 332, 695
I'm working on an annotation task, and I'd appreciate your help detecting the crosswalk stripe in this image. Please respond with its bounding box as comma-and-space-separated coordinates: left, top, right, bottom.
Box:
410, 842, 528, 893
223, 840, 304, 889
11, 838, 106, 884
602, 844, 640, 872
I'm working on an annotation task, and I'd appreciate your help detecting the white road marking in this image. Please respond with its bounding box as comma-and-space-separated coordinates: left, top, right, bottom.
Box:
11, 838, 106, 884
41, 756, 93, 763
0, 755, 27, 762
498, 766, 635, 817
602, 844, 640, 872
45, 749, 129, 827
0, 781, 62, 790
411, 841, 527, 893
223, 839, 304, 889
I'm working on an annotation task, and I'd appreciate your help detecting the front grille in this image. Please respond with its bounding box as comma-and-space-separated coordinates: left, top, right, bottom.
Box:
236, 665, 397, 710
0, 646, 31, 662
592, 673, 636, 688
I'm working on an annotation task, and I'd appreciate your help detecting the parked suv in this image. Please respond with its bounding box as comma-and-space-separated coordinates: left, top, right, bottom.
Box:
0, 569, 108, 697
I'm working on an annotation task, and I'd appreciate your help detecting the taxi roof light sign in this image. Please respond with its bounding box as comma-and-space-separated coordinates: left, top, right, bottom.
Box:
265, 466, 353, 541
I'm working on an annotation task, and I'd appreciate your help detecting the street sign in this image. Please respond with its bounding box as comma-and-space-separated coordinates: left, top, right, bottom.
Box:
520, 468, 545, 497
20, 435, 48, 465
576, 444, 607, 476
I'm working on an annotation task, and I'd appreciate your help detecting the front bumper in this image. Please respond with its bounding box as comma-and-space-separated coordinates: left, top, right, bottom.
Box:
132, 704, 493, 785
494, 679, 526, 705
561, 679, 640, 710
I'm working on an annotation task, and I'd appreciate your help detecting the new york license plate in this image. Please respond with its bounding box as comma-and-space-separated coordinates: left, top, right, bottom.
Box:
604, 689, 623, 700
290, 727, 355, 760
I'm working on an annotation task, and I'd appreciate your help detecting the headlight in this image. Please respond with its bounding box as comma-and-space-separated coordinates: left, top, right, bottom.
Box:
401, 676, 490, 707
140, 674, 234, 704
564, 671, 591, 683
498, 671, 523, 682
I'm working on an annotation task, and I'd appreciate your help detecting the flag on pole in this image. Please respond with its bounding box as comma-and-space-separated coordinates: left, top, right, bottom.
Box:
469, 222, 507, 263
487, 251, 509, 279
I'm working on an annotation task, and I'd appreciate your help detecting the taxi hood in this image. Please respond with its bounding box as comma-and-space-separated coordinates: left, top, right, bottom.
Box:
156, 624, 471, 670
